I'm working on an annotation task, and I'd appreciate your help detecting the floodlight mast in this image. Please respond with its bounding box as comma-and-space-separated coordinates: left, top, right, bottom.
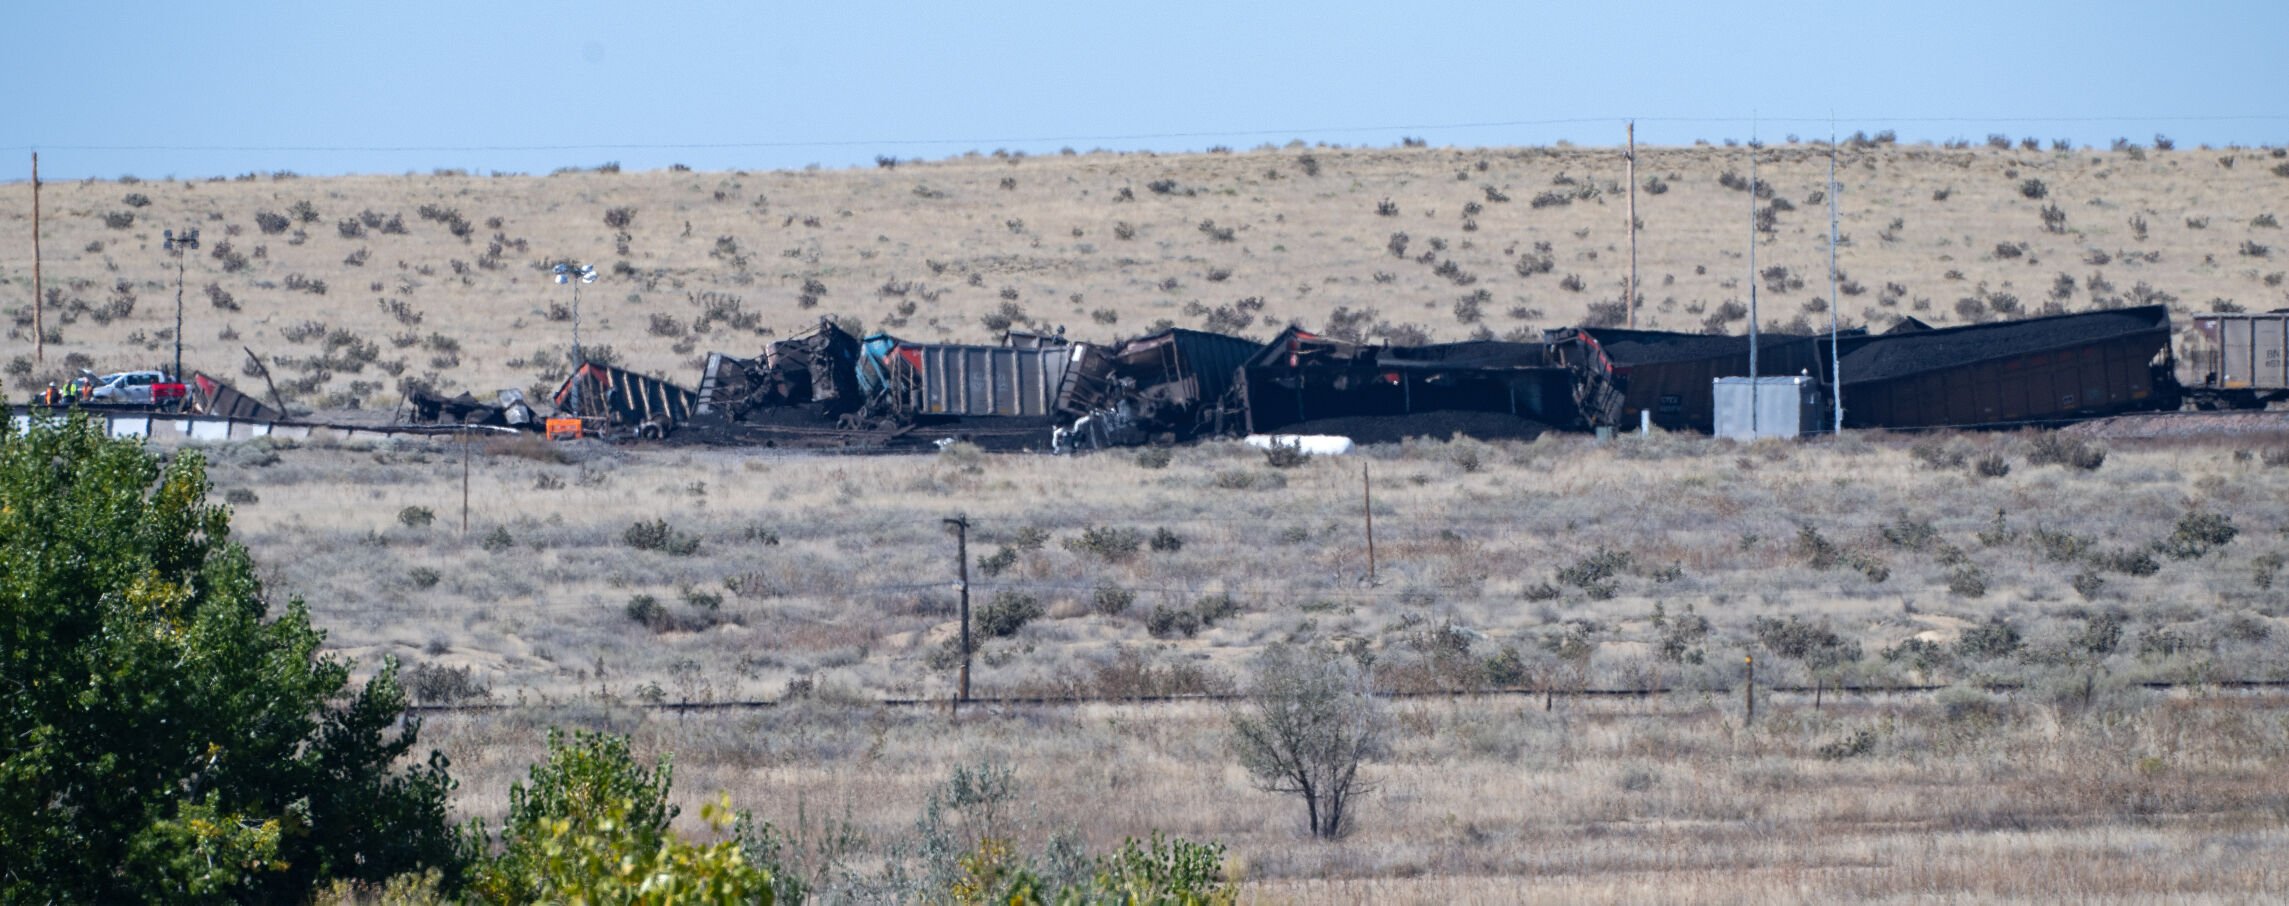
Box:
554, 262, 598, 368
163, 228, 200, 380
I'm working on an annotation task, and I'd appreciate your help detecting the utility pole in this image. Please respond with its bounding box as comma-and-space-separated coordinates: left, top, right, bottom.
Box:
1626, 121, 1638, 329
163, 228, 200, 379
1747, 128, 1761, 436
1744, 655, 1756, 725
31, 152, 42, 363
1828, 127, 1844, 435
944, 514, 972, 711
1362, 462, 1376, 585
461, 426, 472, 534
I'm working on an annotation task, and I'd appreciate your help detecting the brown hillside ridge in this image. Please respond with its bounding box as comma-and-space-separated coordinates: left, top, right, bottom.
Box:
4, 140, 2284, 412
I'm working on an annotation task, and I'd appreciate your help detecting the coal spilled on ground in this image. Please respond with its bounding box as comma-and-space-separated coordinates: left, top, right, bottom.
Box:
1271, 411, 1551, 445
1840, 305, 2171, 384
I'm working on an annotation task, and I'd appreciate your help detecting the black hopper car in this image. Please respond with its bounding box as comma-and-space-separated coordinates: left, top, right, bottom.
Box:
404, 306, 2209, 446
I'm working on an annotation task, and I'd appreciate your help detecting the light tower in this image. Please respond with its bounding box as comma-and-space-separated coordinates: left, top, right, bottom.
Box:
162, 227, 200, 379
552, 261, 598, 367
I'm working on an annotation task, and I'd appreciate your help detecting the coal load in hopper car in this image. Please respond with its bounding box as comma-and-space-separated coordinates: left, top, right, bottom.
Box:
1836, 305, 2179, 429
1231, 326, 1579, 440
1550, 327, 1842, 433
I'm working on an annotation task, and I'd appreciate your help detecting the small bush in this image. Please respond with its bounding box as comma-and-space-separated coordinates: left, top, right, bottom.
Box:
1262, 442, 1311, 469
2093, 548, 2160, 577
1817, 727, 1878, 760
977, 591, 1044, 638
1144, 606, 1200, 639
2160, 510, 2236, 560
977, 546, 1020, 578
404, 662, 489, 706
480, 526, 514, 552
222, 488, 258, 505
624, 594, 666, 629
254, 210, 291, 235
408, 566, 442, 590
624, 518, 701, 555
1955, 616, 2021, 659
1134, 447, 1173, 469
398, 505, 436, 528
2026, 433, 2105, 470
1065, 525, 1144, 562
1150, 527, 1184, 552
1091, 583, 1136, 617
1947, 566, 1989, 598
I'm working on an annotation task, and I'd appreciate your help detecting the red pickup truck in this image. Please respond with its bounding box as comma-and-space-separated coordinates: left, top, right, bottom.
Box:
86, 371, 190, 411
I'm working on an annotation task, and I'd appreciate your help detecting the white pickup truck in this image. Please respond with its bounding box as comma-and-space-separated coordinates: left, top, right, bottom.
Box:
87, 371, 190, 410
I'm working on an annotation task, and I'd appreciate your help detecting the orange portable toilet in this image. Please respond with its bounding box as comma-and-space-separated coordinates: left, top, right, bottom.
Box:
545, 418, 583, 440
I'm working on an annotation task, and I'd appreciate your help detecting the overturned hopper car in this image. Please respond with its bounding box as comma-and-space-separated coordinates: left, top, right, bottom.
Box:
695, 322, 862, 419
1055, 328, 1262, 440
553, 361, 699, 437
1552, 327, 1838, 433
1234, 327, 1581, 436
1837, 305, 2179, 429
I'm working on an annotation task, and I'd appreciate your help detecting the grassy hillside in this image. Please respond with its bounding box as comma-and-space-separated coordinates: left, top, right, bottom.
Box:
5, 139, 2286, 410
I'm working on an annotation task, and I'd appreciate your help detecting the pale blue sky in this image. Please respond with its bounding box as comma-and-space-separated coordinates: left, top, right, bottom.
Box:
7, 0, 2283, 180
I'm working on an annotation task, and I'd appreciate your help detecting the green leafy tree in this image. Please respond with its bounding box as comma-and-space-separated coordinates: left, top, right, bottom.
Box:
465, 729, 774, 904
0, 415, 459, 902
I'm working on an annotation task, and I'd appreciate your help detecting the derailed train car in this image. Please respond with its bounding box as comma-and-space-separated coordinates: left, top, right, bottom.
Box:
509, 302, 2198, 447
553, 361, 700, 438
1548, 327, 1841, 432
1055, 328, 1263, 444
1836, 304, 2179, 429
1233, 327, 1582, 436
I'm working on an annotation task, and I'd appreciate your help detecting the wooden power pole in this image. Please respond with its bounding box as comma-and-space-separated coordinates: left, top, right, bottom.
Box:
1626, 122, 1638, 329
31, 152, 41, 363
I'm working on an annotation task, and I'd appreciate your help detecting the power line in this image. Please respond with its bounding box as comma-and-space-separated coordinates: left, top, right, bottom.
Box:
7, 113, 2286, 156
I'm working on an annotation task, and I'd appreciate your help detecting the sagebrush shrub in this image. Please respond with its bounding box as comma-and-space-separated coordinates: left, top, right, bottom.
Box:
977, 591, 1043, 638
1064, 525, 1144, 562
624, 518, 701, 555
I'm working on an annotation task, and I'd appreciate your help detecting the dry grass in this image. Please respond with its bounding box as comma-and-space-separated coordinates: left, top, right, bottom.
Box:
202, 430, 2289, 705
5, 142, 2286, 407
420, 690, 2289, 903
150, 423, 2289, 899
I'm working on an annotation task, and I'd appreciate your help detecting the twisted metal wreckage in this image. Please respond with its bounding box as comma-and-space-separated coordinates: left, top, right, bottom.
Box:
394, 305, 2190, 450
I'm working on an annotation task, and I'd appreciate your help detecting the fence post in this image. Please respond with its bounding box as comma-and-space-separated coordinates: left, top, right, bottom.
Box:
1744, 655, 1755, 725
944, 515, 971, 713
